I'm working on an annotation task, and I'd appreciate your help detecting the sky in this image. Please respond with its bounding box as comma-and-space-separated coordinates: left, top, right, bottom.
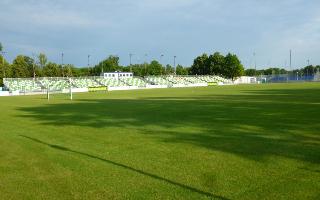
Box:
1, 0, 320, 69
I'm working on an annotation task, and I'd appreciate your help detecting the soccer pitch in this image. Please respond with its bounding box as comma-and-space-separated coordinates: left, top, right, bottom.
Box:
0, 83, 319, 199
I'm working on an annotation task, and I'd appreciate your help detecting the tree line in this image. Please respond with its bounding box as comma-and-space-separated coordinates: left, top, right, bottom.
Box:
0, 51, 244, 86
1, 42, 318, 86
244, 65, 320, 76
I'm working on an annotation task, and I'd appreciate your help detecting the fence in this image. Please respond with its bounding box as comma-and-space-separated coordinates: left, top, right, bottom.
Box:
257, 73, 320, 83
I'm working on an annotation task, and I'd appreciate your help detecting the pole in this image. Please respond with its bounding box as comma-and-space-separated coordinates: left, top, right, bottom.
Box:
254, 52, 256, 77
129, 53, 133, 72
62, 52, 64, 65
87, 55, 90, 75
70, 78, 73, 100
47, 85, 50, 101
160, 54, 164, 74
1, 51, 6, 78
61, 52, 64, 77
32, 53, 36, 79
289, 50, 292, 79
174, 56, 177, 75
144, 54, 148, 76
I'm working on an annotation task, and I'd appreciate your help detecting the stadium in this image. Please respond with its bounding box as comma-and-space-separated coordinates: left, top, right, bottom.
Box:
2, 73, 232, 96
1, 1, 320, 200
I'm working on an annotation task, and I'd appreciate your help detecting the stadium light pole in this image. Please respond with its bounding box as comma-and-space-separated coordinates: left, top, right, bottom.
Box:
174, 56, 177, 75
253, 52, 256, 77
61, 52, 64, 65
87, 54, 90, 76
144, 54, 148, 76
129, 53, 133, 72
61, 52, 64, 77
160, 54, 164, 74
306, 59, 310, 78
289, 49, 292, 73
32, 53, 36, 79
1, 51, 6, 78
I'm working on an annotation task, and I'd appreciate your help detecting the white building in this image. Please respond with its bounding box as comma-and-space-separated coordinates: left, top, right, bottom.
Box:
234, 76, 257, 84
101, 72, 133, 79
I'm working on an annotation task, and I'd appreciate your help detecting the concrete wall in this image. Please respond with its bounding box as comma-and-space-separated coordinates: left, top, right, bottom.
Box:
145, 85, 168, 89
0, 91, 10, 96
108, 86, 139, 91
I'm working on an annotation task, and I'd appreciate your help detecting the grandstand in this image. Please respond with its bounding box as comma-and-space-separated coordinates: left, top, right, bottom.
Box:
145, 76, 171, 85
3, 75, 231, 95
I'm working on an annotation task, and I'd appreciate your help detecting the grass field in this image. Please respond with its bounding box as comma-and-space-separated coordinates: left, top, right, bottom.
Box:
0, 83, 319, 200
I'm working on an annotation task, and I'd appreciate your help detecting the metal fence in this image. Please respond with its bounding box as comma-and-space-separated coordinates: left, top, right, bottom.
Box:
256, 73, 320, 83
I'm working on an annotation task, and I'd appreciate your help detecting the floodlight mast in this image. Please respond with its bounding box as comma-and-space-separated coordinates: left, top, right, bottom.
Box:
1, 51, 7, 77
144, 54, 148, 75
160, 54, 164, 74
174, 56, 177, 75
129, 53, 133, 72
253, 52, 256, 77
87, 55, 90, 75
61, 52, 64, 77
32, 53, 36, 79
289, 49, 292, 72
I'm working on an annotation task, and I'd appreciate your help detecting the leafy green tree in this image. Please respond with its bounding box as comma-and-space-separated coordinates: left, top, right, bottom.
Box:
244, 69, 257, 76
165, 64, 174, 75
43, 62, 61, 77
190, 53, 209, 75
147, 60, 163, 75
0, 55, 10, 85
11, 55, 33, 78
130, 64, 145, 76
302, 65, 316, 76
93, 55, 120, 75
38, 53, 47, 69
208, 52, 225, 75
0, 42, 2, 52
223, 53, 244, 80
63, 64, 76, 77
176, 65, 188, 75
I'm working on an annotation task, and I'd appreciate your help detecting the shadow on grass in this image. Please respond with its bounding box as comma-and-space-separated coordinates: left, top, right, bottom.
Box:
17, 87, 320, 164
19, 135, 229, 200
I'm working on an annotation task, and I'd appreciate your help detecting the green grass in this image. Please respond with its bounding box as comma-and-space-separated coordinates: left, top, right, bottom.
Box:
0, 83, 320, 200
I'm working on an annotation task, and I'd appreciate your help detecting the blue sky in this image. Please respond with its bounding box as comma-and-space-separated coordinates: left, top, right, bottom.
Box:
1, 0, 320, 69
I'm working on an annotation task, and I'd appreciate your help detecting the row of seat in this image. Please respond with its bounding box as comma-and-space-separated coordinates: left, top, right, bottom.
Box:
4, 79, 42, 92
4, 76, 230, 92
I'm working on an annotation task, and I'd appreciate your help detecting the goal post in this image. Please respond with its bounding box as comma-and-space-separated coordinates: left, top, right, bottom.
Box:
69, 78, 73, 100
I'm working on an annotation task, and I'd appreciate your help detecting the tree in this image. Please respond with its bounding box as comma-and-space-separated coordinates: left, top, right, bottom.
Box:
43, 62, 60, 77
130, 64, 145, 77
302, 65, 316, 76
165, 64, 174, 75
223, 53, 244, 81
245, 69, 257, 76
93, 55, 120, 75
63, 64, 76, 77
190, 53, 209, 75
208, 52, 225, 75
0, 42, 2, 52
176, 65, 188, 75
147, 60, 163, 75
0, 55, 10, 86
38, 53, 47, 69
11, 55, 33, 78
